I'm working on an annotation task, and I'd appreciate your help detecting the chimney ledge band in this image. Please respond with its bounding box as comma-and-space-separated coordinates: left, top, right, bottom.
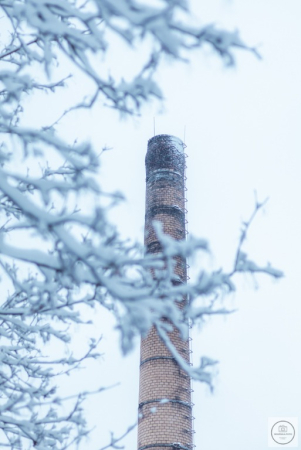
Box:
139, 399, 192, 409
146, 168, 183, 183
138, 444, 192, 450
140, 356, 176, 367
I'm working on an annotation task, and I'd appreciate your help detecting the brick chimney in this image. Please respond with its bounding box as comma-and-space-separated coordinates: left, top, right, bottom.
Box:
137, 135, 193, 450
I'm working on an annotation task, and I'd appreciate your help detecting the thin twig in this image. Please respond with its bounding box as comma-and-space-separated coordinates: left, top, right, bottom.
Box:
232, 195, 269, 275
0, 38, 38, 60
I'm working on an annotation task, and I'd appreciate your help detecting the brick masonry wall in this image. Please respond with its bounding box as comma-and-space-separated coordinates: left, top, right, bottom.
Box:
138, 135, 192, 450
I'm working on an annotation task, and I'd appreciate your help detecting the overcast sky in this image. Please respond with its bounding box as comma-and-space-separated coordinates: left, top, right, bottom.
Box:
22, 1, 301, 449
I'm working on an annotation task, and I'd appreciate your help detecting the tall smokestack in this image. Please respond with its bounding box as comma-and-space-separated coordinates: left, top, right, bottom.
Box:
138, 135, 193, 450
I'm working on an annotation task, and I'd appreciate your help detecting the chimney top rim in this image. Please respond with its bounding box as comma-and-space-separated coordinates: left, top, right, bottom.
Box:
148, 134, 184, 153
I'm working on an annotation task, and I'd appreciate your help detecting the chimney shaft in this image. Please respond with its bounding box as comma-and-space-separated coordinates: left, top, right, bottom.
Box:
138, 135, 193, 450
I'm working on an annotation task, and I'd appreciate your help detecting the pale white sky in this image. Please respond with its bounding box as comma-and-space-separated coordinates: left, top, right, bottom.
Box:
19, 0, 301, 448
94, 1, 301, 449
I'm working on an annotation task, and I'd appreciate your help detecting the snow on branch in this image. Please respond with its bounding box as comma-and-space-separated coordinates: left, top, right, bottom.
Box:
0, 0, 257, 117
0, 1, 278, 448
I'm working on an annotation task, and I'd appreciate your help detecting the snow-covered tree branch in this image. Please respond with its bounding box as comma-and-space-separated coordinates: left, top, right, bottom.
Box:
0, 1, 280, 449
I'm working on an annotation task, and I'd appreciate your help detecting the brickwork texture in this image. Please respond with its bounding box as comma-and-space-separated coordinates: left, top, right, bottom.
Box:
138, 135, 193, 450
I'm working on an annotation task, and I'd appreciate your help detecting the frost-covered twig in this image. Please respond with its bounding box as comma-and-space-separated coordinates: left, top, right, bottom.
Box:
99, 422, 137, 450
0, 38, 38, 60
231, 196, 283, 279
232, 195, 269, 274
